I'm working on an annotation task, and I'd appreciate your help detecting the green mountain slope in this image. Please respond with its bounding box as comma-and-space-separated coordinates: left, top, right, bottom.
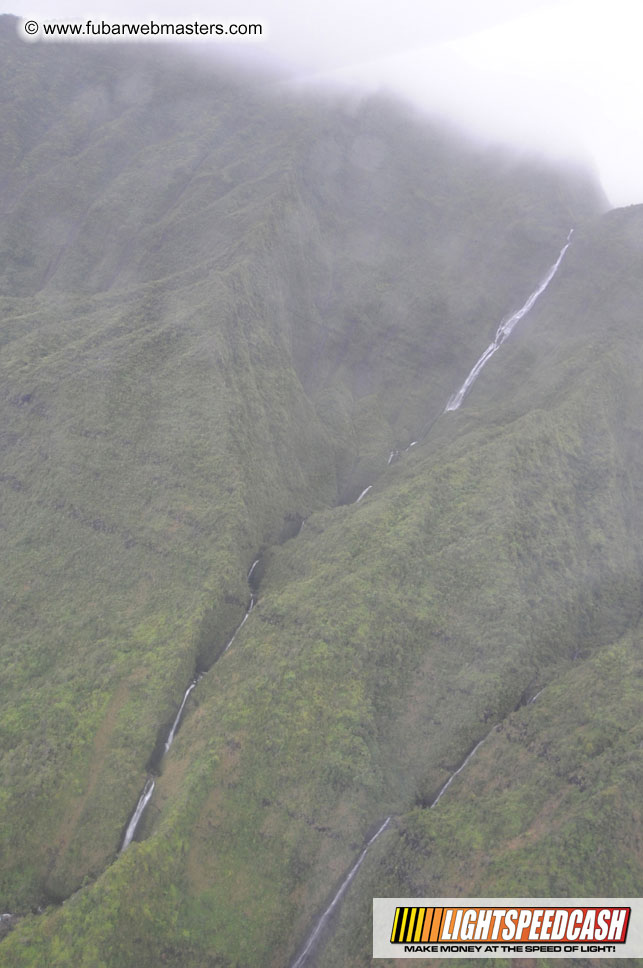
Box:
316, 208, 643, 963
4, 15, 641, 968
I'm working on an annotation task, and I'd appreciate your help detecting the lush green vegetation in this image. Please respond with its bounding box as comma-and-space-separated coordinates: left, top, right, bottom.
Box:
3, 12, 642, 968
322, 621, 643, 968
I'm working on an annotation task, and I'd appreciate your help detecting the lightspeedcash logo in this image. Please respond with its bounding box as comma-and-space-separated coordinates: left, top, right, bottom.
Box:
373, 898, 643, 958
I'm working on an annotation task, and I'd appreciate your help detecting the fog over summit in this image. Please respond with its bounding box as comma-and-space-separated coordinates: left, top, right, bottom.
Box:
4, 0, 643, 205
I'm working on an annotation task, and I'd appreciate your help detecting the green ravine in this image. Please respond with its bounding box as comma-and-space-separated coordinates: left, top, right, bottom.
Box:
1, 14, 642, 968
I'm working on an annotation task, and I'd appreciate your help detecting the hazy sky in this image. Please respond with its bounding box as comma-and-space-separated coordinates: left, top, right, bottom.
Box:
5, 0, 643, 207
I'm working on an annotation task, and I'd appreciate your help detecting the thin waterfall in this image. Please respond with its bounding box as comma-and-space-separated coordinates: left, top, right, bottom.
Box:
290, 818, 391, 968
223, 595, 255, 654
164, 677, 202, 754
430, 731, 495, 808
120, 557, 259, 851
445, 230, 573, 412
354, 484, 373, 504
120, 778, 155, 852
290, 723, 499, 967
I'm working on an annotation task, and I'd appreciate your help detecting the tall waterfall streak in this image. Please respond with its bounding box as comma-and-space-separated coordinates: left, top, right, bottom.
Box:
354, 484, 373, 504
445, 229, 574, 412
291, 727, 501, 965
120, 778, 155, 852
430, 729, 496, 808
121, 558, 258, 857
222, 562, 259, 654
291, 817, 391, 968
164, 677, 202, 754
222, 596, 255, 654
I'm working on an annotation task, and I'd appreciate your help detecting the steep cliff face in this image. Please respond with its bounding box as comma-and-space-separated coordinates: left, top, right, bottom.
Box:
4, 15, 637, 968
303, 202, 643, 968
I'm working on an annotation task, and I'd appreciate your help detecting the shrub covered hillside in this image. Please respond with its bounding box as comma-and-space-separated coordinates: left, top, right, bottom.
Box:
4, 13, 640, 968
